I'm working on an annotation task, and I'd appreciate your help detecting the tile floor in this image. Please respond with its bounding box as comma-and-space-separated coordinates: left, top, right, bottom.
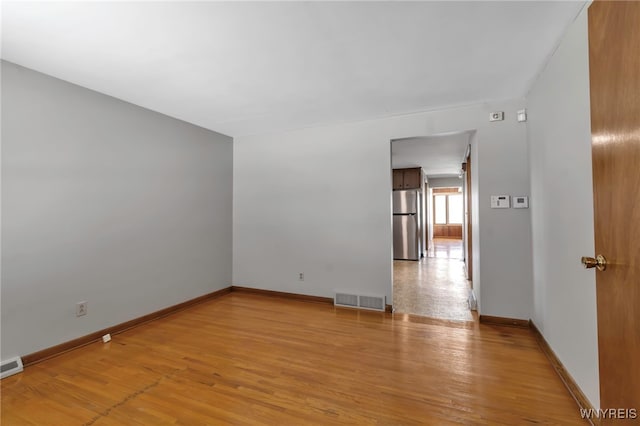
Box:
393, 238, 473, 321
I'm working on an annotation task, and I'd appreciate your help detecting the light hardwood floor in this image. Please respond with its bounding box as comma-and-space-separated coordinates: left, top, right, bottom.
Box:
427, 238, 464, 259
1, 293, 585, 425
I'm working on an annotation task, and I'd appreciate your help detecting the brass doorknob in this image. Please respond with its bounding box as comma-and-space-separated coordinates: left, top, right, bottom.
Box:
581, 255, 607, 271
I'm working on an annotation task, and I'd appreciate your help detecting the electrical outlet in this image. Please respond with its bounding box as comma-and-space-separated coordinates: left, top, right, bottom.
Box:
298, 272, 304, 281
76, 301, 87, 317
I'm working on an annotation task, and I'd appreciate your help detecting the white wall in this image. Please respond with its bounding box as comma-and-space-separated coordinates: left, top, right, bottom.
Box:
234, 99, 532, 319
428, 177, 463, 188
526, 6, 599, 408
1, 61, 233, 360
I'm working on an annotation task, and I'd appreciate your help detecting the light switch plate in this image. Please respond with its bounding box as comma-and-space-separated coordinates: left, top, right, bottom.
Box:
491, 195, 510, 209
512, 196, 529, 208
517, 109, 527, 122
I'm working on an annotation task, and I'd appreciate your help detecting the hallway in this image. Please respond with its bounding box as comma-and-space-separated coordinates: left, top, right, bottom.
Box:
393, 239, 473, 321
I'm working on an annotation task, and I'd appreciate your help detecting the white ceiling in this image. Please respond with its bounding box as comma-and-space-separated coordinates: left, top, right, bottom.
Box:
1, 1, 585, 137
392, 133, 471, 178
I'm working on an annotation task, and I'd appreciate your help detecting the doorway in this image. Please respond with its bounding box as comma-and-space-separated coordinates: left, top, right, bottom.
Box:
391, 133, 474, 321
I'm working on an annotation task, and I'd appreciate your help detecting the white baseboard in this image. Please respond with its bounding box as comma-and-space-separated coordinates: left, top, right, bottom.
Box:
468, 289, 478, 311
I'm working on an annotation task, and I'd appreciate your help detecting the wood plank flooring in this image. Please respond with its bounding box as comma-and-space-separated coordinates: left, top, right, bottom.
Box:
427, 238, 464, 259
1, 293, 585, 425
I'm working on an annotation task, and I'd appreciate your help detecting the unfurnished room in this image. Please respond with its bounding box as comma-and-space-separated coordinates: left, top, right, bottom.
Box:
1, 1, 639, 425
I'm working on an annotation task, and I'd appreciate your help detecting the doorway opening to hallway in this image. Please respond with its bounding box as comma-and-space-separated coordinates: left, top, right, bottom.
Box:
391, 133, 475, 321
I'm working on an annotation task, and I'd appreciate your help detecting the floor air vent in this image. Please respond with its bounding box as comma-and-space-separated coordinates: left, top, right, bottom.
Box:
334, 292, 385, 312
335, 292, 358, 307
1, 357, 24, 379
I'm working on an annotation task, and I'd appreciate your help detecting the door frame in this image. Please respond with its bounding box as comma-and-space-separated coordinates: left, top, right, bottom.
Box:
389, 132, 477, 309
464, 146, 473, 284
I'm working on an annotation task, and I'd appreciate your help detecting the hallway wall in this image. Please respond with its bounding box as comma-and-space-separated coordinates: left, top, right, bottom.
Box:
428, 177, 462, 188
526, 5, 599, 408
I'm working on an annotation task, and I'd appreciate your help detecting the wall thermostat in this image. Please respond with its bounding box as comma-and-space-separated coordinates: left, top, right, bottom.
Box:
513, 196, 529, 209
490, 195, 510, 209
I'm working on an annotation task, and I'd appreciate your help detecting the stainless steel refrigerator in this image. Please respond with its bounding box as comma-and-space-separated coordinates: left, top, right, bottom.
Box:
393, 190, 423, 260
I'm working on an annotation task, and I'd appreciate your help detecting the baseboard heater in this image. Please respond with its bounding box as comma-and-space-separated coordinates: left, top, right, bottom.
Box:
334, 292, 385, 312
1, 357, 24, 379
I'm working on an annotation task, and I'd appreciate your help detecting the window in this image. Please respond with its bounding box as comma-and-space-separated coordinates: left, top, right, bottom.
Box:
448, 194, 463, 224
434, 195, 447, 224
433, 192, 463, 225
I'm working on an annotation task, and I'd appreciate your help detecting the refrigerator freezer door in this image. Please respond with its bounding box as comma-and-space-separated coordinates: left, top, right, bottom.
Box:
393, 214, 419, 260
393, 190, 418, 214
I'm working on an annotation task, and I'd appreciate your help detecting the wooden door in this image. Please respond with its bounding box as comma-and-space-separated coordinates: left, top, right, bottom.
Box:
588, 0, 640, 415
465, 154, 472, 283
423, 181, 429, 252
